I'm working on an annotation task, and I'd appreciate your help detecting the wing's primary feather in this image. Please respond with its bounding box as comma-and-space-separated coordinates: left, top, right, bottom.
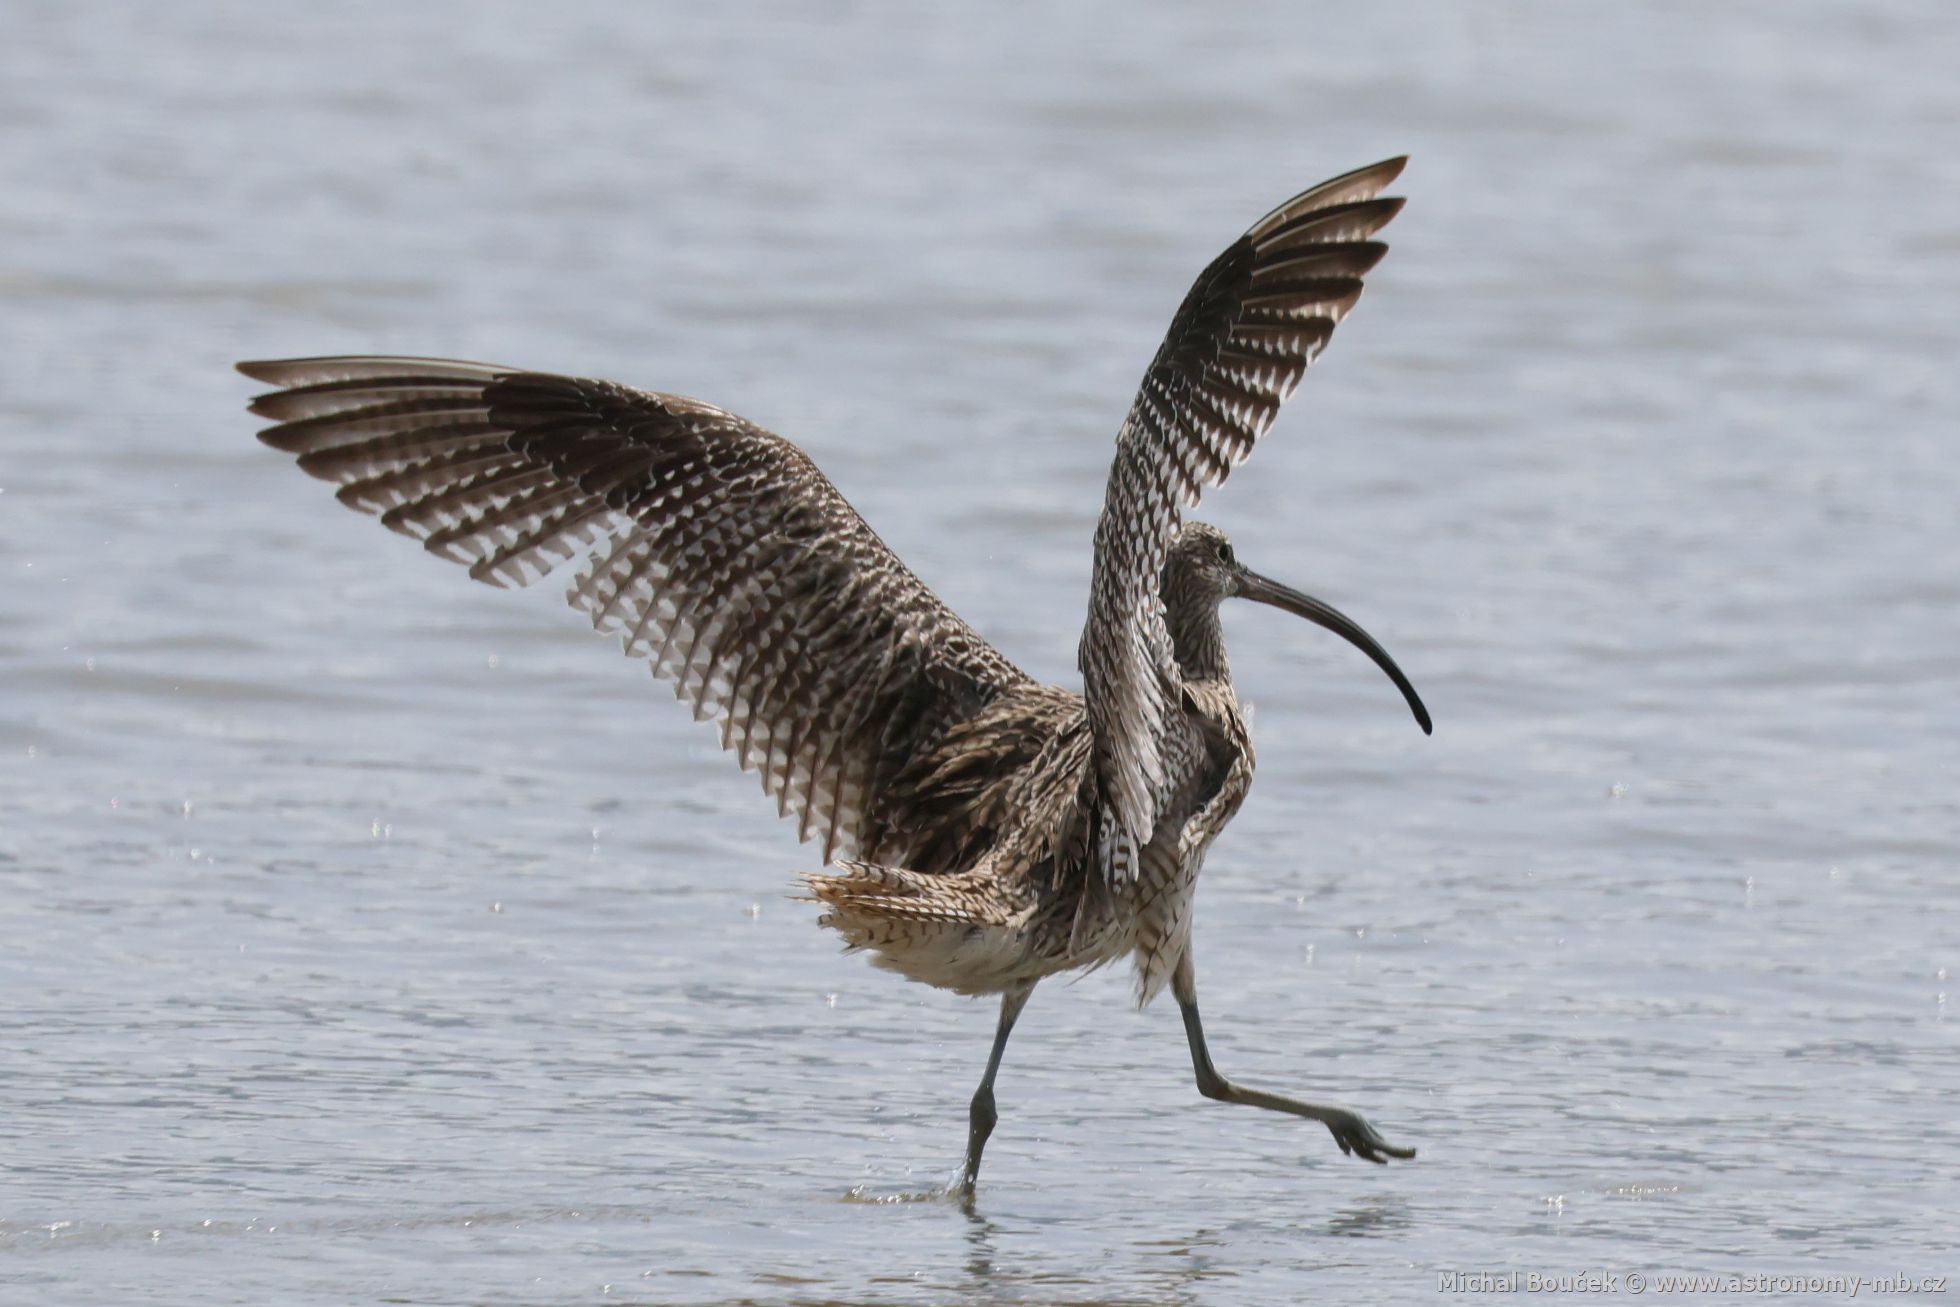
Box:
1077, 158, 1407, 862
242, 357, 1030, 863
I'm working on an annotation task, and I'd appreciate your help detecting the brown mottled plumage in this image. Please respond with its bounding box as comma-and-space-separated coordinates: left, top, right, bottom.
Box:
239, 156, 1433, 1196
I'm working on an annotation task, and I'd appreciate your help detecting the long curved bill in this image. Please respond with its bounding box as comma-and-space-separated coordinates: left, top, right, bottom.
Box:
1238, 570, 1433, 735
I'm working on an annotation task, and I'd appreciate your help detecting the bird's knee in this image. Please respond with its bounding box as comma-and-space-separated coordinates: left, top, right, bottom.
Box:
1194, 1071, 1232, 1102
969, 1089, 997, 1135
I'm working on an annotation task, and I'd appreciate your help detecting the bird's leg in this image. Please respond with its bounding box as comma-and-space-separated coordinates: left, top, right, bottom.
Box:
959, 984, 1034, 1199
1171, 951, 1414, 1164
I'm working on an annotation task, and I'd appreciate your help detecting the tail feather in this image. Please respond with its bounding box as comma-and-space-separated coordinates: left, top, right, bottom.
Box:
801, 859, 1044, 996
802, 860, 1001, 925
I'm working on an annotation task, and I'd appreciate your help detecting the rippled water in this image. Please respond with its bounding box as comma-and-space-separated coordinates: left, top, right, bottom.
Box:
3, 3, 1956, 1303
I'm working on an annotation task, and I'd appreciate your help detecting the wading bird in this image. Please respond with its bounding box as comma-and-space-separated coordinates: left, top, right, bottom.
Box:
240, 156, 1430, 1195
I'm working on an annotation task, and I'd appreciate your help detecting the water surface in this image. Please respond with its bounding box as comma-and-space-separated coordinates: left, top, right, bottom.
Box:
2, 3, 1955, 1303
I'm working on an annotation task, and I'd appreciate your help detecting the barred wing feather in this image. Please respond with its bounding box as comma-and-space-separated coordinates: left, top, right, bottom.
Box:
1077, 157, 1407, 860
241, 357, 1030, 864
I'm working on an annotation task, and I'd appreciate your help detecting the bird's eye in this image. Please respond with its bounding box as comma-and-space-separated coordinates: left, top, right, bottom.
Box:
1215, 542, 1234, 565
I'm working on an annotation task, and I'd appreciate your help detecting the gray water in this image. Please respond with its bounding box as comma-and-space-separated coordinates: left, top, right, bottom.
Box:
2, 3, 1956, 1303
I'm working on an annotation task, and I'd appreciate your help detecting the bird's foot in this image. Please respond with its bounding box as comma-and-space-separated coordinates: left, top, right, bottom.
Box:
1323, 1107, 1416, 1164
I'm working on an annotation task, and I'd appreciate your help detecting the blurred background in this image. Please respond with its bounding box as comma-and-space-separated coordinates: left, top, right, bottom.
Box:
1, 2, 1954, 1303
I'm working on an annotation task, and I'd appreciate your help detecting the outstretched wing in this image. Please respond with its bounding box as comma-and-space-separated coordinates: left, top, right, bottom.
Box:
241, 356, 1031, 864
1077, 157, 1407, 856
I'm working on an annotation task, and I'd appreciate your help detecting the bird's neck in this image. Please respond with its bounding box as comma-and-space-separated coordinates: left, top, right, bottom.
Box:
1168, 599, 1231, 685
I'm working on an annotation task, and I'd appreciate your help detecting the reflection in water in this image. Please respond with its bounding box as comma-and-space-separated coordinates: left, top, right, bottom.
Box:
960, 1205, 1002, 1287
959, 1212, 1240, 1307
1325, 1195, 1413, 1240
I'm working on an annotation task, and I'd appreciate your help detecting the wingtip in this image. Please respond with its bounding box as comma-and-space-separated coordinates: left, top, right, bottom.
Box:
1249, 155, 1412, 242
1359, 157, 1409, 200
1356, 155, 1403, 192
1332, 154, 1410, 194
231, 355, 518, 388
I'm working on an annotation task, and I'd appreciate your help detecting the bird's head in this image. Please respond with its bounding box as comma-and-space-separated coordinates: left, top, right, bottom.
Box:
1165, 521, 1432, 734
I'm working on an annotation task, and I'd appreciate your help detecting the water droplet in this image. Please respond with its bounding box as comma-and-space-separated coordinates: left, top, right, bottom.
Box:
1938, 967, 1949, 982
744, 902, 761, 920
84, 656, 95, 672
824, 993, 838, 1008
486, 654, 501, 670
182, 800, 194, 819
490, 902, 503, 913
108, 797, 119, 809
1305, 944, 1316, 965
150, 1229, 161, 1241
1606, 781, 1628, 799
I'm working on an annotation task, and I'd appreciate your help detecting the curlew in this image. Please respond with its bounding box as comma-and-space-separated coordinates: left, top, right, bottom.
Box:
239, 156, 1431, 1194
